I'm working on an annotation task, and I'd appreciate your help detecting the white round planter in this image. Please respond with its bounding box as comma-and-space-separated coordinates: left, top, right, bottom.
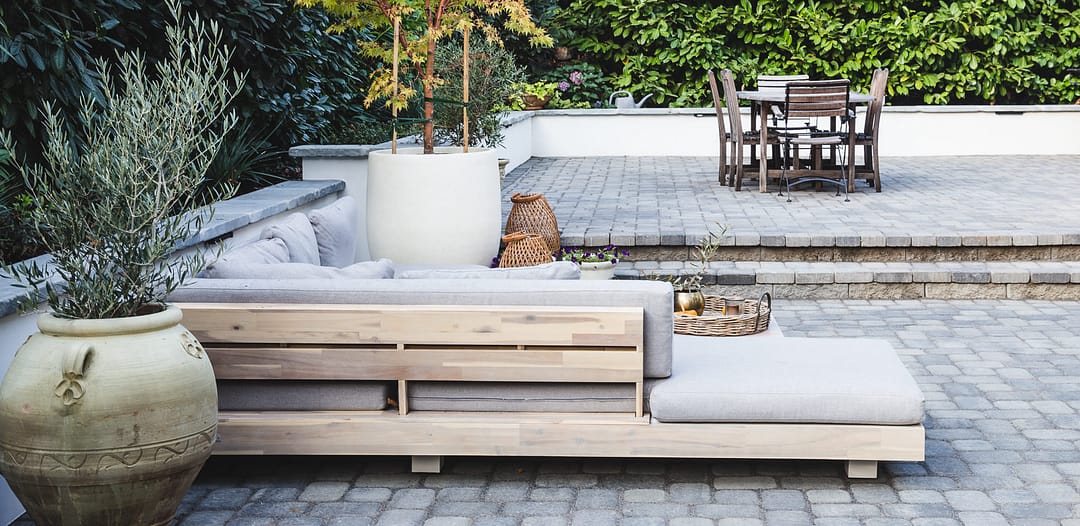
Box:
368, 147, 501, 265
579, 261, 616, 280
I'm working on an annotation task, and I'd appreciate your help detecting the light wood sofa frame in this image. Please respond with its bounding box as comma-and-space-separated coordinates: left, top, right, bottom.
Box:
178, 302, 924, 478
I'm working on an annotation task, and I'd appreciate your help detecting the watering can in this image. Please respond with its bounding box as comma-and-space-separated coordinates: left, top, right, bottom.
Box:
608, 90, 654, 109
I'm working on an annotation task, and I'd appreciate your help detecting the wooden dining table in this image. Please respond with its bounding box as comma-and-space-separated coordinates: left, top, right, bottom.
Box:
736, 90, 876, 193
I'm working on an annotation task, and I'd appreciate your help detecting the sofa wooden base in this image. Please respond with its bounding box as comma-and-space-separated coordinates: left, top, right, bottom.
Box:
211, 410, 924, 478
177, 302, 925, 479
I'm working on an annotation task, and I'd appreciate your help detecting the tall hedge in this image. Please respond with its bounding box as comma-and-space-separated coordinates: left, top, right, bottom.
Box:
560, 0, 1080, 106
0, 1, 389, 164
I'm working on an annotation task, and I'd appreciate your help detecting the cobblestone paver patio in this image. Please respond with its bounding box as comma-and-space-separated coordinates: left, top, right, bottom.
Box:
106, 299, 1075, 525
503, 156, 1080, 247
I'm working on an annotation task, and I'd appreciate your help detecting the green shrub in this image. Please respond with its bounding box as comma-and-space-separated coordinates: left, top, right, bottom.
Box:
2, 3, 242, 319
542, 62, 610, 108
557, 0, 1080, 106
433, 36, 526, 148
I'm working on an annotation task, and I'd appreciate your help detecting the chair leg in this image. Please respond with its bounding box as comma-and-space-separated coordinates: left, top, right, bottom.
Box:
872, 142, 881, 192
718, 137, 727, 185
734, 142, 743, 191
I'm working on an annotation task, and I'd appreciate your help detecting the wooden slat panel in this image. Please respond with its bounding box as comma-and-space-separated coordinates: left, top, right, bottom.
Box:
208, 346, 641, 382
179, 303, 643, 347
214, 411, 925, 462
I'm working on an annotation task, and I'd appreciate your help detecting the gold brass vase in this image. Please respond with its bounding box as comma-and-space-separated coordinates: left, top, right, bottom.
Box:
673, 290, 706, 316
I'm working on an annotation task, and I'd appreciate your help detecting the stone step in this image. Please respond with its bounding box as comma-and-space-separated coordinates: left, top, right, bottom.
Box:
615, 260, 1080, 300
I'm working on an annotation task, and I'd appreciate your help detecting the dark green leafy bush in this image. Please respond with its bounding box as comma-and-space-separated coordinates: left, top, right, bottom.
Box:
542, 63, 609, 108
558, 0, 1080, 106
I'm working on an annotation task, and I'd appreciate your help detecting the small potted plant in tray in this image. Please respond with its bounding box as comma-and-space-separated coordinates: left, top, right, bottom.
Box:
512, 81, 561, 110
667, 224, 728, 315
558, 244, 629, 280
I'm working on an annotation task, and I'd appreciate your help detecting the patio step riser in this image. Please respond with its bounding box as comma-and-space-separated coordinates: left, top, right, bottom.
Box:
619, 245, 1080, 263
616, 261, 1080, 300
696, 283, 1080, 301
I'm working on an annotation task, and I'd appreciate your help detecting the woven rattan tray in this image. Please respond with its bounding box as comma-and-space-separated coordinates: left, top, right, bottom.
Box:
673, 293, 771, 337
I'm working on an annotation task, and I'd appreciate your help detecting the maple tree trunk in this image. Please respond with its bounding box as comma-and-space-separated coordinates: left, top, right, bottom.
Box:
422, 34, 436, 154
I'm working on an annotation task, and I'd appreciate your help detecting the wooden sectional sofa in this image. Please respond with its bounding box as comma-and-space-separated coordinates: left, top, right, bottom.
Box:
171, 196, 924, 478
174, 291, 924, 479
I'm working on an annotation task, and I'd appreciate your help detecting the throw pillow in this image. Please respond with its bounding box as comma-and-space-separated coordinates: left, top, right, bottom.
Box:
307, 195, 358, 268
260, 212, 320, 265
200, 238, 290, 279
396, 260, 580, 280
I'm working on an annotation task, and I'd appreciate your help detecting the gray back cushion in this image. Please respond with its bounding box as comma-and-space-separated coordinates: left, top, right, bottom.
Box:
171, 279, 674, 378
308, 196, 358, 268
261, 212, 320, 265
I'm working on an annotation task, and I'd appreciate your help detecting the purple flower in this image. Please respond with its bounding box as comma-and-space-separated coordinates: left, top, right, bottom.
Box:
558, 81, 570, 92
569, 71, 584, 85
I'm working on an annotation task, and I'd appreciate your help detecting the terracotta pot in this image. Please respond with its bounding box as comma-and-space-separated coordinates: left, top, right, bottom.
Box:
0, 305, 217, 526
522, 94, 548, 110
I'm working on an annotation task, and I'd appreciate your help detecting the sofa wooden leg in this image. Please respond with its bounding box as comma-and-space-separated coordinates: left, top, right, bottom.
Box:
412, 455, 444, 473
846, 460, 878, 478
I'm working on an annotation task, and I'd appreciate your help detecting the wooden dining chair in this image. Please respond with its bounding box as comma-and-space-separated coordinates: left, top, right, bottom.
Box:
721, 69, 767, 191
855, 68, 888, 192
706, 69, 729, 185
776, 79, 854, 202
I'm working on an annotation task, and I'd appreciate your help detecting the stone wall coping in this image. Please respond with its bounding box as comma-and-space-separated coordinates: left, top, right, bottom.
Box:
0, 179, 344, 320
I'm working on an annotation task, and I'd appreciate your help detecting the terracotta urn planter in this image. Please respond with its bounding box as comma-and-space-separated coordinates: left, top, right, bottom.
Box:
0, 305, 217, 526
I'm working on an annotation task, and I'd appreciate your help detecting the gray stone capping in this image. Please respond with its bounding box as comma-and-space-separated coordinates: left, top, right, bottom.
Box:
0, 179, 344, 319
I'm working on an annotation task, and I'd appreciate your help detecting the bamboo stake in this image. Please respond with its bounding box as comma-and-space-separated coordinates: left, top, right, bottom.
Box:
462, 26, 470, 153
391, 17, 400, 154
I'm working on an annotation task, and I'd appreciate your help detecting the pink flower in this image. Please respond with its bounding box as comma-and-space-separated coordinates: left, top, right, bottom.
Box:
558, 81, 570, 91
569, 71, 584, 85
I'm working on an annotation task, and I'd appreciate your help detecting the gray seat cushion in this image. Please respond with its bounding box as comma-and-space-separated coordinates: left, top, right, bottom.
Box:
408, 381, 659, 413
649, 336, 924, 425
396, 261, 579, 280
217, 380, 390, 411
199, 259, 395, 280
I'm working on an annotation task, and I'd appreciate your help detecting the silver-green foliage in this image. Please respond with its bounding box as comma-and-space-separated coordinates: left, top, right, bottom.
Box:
1, 1, 244, 319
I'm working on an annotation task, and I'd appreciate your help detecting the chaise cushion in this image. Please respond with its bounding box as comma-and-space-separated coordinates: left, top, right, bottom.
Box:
649, 336, 924, 425
217, 380, 390, 411
261, 212, 320, 265
396, 261, 579, 280
308, 196, 359, 268
198, 259, 395, 280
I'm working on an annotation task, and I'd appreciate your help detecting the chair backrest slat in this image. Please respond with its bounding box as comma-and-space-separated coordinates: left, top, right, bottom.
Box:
707, 70, 727, 139
864, 68, 889, 136
757, 74, 809, 91
783, 80, 850, 119
720, 69, 744, 136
